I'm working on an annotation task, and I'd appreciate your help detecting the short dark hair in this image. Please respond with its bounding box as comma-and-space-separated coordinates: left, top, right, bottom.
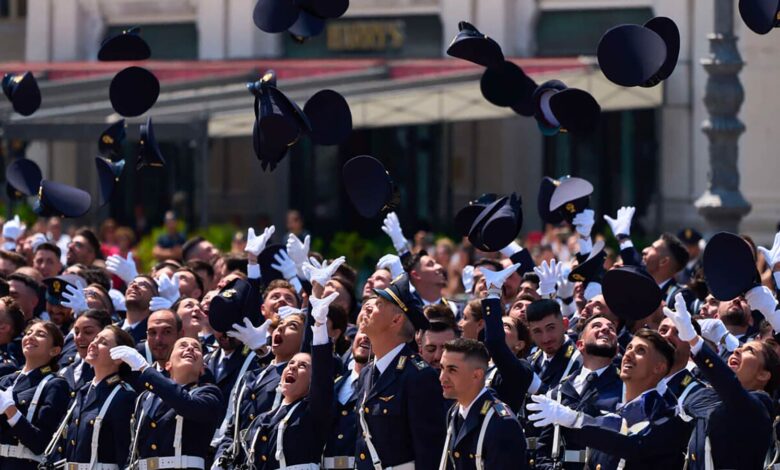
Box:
263, 279, 298, 302
335, 262, 358, 287
75, 228, 103, 260
327, 304, 349, 335
186, 259, 214, 282
578, 314, 615, 338
522, 272, 540, 285
424, 304, 456, 329
182, 237, 205, 261
79, 309, 113, 329
176, 267, 205, 300
153, 260, 182, 273
633, 328, 675, 373
222, 254, 248, 275
0, 296, 25, 338
428, 320, 459, 336
526, 299, 562, 323
0, 250, 27, 270
8, 273, 41, 293
34, 242, 61, 259
134, 275, 160, 297
403, 250, 428, 273
81, 267, 111, 291
474, 259, 503, 272
660, 233, 690, 272
443, 338, 490, 369
465, 299, 484, 322
759, 340, 780, 395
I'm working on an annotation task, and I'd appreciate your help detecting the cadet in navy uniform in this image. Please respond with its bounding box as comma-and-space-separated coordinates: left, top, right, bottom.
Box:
439, 338, 528, 470
60, 325, 137, 468
534, 314, 623, 470
527, 300, 583, 393
42, 274, 85, 369
323, 325, 372, 469
114, 336, 223, 470
0, 320, 69, 470
58, 310, 112, 396
0, 296, 26, 377
667, 291, 780, 469
355, 274, 447, 470
239, 291, 337, 469
117, 275, 158, 344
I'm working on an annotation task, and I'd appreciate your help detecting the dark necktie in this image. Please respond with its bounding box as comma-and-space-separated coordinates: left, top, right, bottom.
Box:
370, 365, 380, 388
582, 371, 598, 394
454, 412, 465, 435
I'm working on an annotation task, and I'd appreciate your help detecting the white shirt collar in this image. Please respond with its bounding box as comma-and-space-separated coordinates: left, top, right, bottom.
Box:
459, 387, 489, 419
374, 343, 406, 375
579, 364, 610, 378
657, 278, 672, 289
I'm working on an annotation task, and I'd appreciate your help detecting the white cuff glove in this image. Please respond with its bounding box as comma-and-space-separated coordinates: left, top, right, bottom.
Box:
106, 252, 139, 284
603, 206, 635, 238
698, 318, 740, 353
745, 285, 780, 332
572, 209, 595, 238
662, 292, 697, 342
149, 296, 173, 312
377, 254, 405, 279
246, 226, 275, 257
156, 273, 181, 304
499, 241, 522, 258
227, 318, 271, 350
2, 215, 25, 243
286, 234, 310, 279
534, 260, 560, 298
311, 292, 339, 346
271, 250, 298, 282
381, 212, 409, 254
110, 345, 148, 371
482, 263, 521, 299
109, 289, 126, 312
461, 265, 475, 294
758, 231, 780, 269
526, 394, 580, 428
556, 265, 576, 299
0, 388, 14, 414
302, 256, 346, 286
62, 284, 89, 316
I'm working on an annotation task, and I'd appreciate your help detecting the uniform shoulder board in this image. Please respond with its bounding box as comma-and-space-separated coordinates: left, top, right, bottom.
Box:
396, 356, 407, 370
531, 349, 543, 362
564, 344, 574, 359
681, 374, 693, 388
480, 400, 491, 416
242, 345, 250, 356
107, 375, 120, 385
334, 375, 343, 383
441, 298, 450, 307
411, 355, 427, 370
41, 366, 52, 375
492, 401, 512, 418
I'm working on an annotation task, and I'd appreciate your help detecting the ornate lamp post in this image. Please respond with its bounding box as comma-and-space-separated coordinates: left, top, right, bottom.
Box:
694, 0, 751, 233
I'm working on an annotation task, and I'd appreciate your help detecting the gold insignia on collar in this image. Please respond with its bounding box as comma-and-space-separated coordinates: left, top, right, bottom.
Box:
221, 289, 236, 298
565, 344, 573, 359
681, 374, 692, 387
379, 395, 394, 402
107, 375, 120, 385
480, 400, 491, 415
396, 356, 407, 370
41, 366, 51, 374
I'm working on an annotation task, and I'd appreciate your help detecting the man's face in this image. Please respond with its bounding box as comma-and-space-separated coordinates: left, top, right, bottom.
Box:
362, 269, 392, 299
528, 313, 566, 356
717, 296, 752, 327
166, 337, 204, 375
580, 295, 619, 326
439, 350, 482, 401
147, 312, 180, 362
641, 239, 668, 277
176, 271, 202, 300
0, 258, 16, 277
66, 235, 95, 266
620, 337, 667, 383
47, 218, 62, 238
658, 317, 691, 363
458, 305, 482, 340
261, 287, 298, 319
323, 279, 351, 313
472, 267, 488, 297
519, 280, 540, 300
271, 316, 305, 361
125, 277, 154, 311
47, 303, 73, 327
412, 255, 446, 290
191, 241, 218, 263
351, 330, 371, 365
699, 295, 719, 319
359, 296, 401, 340
508, 298, 532, 322
33, 249, 62, 279
500, 259, 521, 299
420, 329, 457, 370
8, 280, 37, 319
578, 316, 617, 358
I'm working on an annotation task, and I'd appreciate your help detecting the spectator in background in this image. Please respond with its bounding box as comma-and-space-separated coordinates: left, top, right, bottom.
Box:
0, 251, 27, 277
46, 217, 71, 265
99, 218, 120, 258
153, 211, 186, 262
286, 209, 310, 243
66, 228, 102, 267
231, 230, 246, 254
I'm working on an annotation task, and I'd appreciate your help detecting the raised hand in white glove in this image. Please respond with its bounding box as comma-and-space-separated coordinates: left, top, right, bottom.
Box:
698, 318, 740, 353
156, 273, 181, 304
286, 234, 310, 278
758, 231, 780, 270
62, 284, 88, 315
534, 260, 560, 298
572, 209, 595, 238
278, 306, 303, 320
311, 292, 339, 325
462, 265, 475, 294
106, 252, 139, 284
603, 206, 635, 238
110, 345, 148, 372
482, 263, 521, 298
526, 394, 580, 428
228, 318, 271, 350
381, 212, 409, 254
271, 250, 298, 282
662, 292, 697, 342
2, 215, 25, 250
109, 289, 126, 312
246, 226, 275, 258
0, 388, 14, 414
745, 285, 780, 331
556, 265, 576, 299
377, 254, 404, 279
302, 256, 346, 287
29, 233, 48, 252
149, 296, 173, 312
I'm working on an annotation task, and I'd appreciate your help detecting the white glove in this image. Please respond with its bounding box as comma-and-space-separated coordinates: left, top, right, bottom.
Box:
534, 260, 560, 298
110, 345, 148, 371
662, 292, 697, 342
758, 231, 780, 269
29, 233, 48, 252
156, 273, 181, 304
526, 394, 580, 428
603, 206, 635, 238
381, 212, 409, 254
572, 209, 595, 238
278, 306, 303, 320
745, 285, 780, 331
0, 388, 14, 414
271, 250, 298, 282
499, 241, 522, 258
62, 284, 88, 315
227, 318, 271, 350
2, 215, 25, 249
556, 265, 576, 299
583, 282, 602, 301
377, 254, 404, 279
109, 289, 126, 311
246, 226, 275, 257
149, 296, 173, 312
106, 252, 139, 284
698, 318, 740, 353
462, 265, 475, 294
286, 234, 311, 278
311, 292, 339, 325
482, 263, 521, 298
302, 256, 346, 286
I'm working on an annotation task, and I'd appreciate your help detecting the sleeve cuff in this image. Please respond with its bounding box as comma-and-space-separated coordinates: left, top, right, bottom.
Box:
618, 240, 634, 250
690, 337, 704, 356
312, 323, 329, 346
499, 242, 522, 257
247, 263, 261, 280
7, 410, 21, 427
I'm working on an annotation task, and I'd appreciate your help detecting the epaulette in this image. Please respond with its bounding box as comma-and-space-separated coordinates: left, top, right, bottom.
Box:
242, 345, 251, 356
492, 401, 512, 418
41, 365, 52, 376
564, 344, 574, 359
531, 349, 543, 362
410, 355, 427, 370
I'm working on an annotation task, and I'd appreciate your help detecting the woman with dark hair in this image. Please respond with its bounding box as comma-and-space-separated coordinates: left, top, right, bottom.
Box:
58, 309, 113, 394
0, 320, 70, 469
58, 325, 137, 468
503, 316, 531, 358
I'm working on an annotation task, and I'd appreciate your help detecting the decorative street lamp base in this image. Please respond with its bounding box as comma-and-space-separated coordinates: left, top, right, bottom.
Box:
695, 189, 752, 234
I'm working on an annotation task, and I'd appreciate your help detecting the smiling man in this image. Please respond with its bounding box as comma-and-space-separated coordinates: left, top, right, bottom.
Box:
527, 299, 582, 393
137, 309, 182, 368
